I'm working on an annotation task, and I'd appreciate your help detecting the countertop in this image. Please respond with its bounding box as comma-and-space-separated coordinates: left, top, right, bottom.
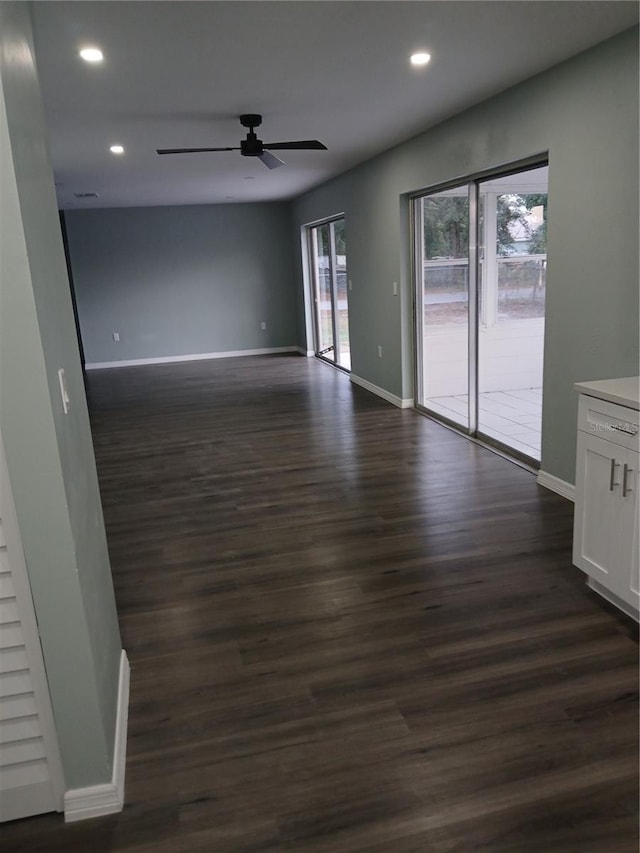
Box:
574, 376, 640, 410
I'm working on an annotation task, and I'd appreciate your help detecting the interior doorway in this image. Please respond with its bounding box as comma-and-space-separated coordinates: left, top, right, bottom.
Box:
414, 163, 548, 463
308, 217, 351, 371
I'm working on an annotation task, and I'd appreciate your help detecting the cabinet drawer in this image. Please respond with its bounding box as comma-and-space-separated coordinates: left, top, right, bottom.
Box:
577, 394, 640, 452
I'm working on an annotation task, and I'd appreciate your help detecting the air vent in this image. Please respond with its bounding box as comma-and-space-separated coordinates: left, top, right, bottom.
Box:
74, 192, 99, 199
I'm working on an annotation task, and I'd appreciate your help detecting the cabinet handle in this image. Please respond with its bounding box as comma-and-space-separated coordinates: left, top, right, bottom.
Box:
610, 423, 638, 436
622, 463, 633, 497
609, 458, 620, 491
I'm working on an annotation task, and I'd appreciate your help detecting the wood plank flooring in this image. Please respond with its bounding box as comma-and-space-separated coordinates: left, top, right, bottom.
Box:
4, 355, 638, 851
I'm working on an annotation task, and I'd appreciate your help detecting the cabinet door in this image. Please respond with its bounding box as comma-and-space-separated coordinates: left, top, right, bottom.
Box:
573, 431, 622, 586
618, 450, 639, 609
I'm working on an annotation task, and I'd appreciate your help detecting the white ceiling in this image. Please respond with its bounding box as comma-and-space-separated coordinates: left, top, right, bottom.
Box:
30, 1, 639, 210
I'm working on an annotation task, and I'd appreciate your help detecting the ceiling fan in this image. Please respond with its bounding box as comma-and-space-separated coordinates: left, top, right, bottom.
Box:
157, 114, 327, 170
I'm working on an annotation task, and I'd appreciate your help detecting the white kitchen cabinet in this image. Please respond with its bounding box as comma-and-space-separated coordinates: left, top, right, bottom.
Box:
573, 378, 639, 620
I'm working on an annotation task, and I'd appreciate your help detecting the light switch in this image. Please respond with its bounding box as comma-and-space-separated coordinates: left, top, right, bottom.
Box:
58, 368, 70, 414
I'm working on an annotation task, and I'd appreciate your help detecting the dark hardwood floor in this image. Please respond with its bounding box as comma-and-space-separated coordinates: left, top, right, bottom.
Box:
5, 355, 638, 851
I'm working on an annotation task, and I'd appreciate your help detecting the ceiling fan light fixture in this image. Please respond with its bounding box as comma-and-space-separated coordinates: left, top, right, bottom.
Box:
410, 51, 431, 67
79, 47, 104, 63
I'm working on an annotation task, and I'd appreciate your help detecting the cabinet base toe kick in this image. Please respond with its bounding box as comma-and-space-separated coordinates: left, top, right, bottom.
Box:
586, 577, 639, 623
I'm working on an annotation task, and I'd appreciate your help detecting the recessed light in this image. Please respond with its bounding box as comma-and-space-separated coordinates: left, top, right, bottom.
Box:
79, 47, 103, 63
110, 145, 124, 155
410, 52, 431, 67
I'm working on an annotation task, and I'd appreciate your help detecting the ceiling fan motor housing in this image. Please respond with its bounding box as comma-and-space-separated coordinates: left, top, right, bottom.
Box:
239, 115, 264, 156
240, 132, 264, 157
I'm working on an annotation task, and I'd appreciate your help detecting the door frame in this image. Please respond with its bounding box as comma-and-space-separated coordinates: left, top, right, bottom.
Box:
411, 154, 548, 465
304, 214, 350, 373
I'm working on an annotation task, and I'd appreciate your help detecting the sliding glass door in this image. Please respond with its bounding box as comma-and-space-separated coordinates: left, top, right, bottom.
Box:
309, 218, 350, 371
416, 187, 471, 429
477, 170, 547, 459
415, 163, 548, 463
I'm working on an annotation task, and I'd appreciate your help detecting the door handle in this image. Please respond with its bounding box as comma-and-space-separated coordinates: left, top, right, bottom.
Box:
609, 458, 619, 491
622, 463, 633, 497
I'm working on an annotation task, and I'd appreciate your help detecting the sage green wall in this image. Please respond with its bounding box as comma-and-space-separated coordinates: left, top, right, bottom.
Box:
65, 203, 297, 365
292, 28, 639, 484
0, 2, 122, 789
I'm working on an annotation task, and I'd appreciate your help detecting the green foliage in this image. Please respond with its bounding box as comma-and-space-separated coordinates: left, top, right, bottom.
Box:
333, 219, 346, 255
424, 192, 548, 258
423, 196, 468, 259
496, 195, 525, 256
523, 193, 547, 254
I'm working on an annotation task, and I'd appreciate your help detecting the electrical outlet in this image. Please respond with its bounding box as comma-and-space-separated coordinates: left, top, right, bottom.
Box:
378, 345, 383, 358
112, 332, 120, 341
260, 321, 267, 330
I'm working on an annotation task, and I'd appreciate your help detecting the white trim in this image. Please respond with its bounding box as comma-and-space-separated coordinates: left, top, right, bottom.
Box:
112, 650, 130, 810
350, 374, 414, 409
296, 347, 315, 357
536, 470, 576, 502
85, 347, 298, 370
299, 228, 316, 358
64, 650, 130, 823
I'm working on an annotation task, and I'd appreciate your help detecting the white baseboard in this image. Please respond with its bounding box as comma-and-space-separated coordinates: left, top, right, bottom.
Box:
297, 347, 315, 357
64, 650, 130, 822
350, 374, 414, 409
85, 347, 298, 370
536, 470, 575, 502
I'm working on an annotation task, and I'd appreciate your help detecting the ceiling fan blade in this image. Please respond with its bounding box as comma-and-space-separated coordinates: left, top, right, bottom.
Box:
156, 147, 239, 155
259, 151, 286, 170
264, 140, 327, 151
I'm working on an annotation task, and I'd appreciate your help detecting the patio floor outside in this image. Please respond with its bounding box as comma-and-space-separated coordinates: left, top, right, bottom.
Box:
426, 387, 542, 460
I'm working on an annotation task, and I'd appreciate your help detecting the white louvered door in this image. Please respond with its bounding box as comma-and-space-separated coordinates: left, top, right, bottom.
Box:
0, 438, 65, 822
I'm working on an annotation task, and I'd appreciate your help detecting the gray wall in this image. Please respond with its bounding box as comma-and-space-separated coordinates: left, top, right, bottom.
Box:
0, 2, 122, 789
291, 27, 639, 485
65, 203, 297, 365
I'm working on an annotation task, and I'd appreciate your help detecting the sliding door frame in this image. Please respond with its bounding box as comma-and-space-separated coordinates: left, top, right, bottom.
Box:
468, 185, 479, 437
411, 154, 548, 465
327, 222, 342, 366
306, 214, 350, 373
